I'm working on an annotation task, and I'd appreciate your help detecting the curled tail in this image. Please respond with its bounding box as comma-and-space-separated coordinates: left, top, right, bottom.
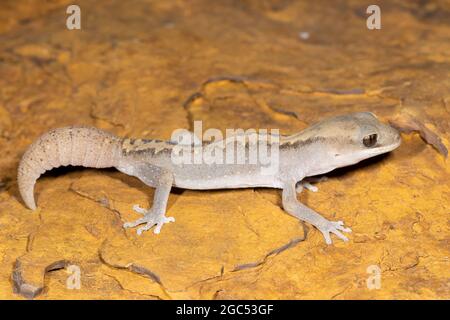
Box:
18, 126, 123, 210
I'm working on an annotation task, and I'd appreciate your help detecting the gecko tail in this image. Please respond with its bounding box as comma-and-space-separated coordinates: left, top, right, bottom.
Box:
17, 126, 123, 210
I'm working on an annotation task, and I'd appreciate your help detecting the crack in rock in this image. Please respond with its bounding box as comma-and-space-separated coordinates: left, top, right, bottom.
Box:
232, 233, 307, 272
12, 259, 71, 299
98, 248, 171, 298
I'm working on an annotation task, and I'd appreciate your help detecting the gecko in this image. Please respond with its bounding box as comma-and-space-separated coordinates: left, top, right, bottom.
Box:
17, 112, 401, 244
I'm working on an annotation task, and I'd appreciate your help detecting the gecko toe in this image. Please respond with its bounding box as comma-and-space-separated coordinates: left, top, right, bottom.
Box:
153, 216, 175, 234
137, 223, 153, 235
123, 217, 146, 228
332, 229, 349, 242
322, 232, 332, 245
133, 204, 147, 215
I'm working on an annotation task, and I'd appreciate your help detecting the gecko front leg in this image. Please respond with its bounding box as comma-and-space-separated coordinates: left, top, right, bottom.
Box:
123, 165, 175, 235
282, 180, 351, 244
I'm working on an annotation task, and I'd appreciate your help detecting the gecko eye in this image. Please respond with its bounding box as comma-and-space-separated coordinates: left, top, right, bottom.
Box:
363, 134, 378, 147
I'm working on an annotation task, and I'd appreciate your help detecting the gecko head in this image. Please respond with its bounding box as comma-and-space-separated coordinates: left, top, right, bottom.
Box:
307, 112, 401, 168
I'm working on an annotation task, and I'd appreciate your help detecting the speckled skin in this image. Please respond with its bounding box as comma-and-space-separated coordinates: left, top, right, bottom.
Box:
18, 112, 401, 244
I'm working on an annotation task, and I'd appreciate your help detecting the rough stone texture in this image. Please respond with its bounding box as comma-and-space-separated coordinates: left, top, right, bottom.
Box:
0, 0, 449, 299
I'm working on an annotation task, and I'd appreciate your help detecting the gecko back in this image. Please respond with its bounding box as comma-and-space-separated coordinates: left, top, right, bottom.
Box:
17, 126, 123, 210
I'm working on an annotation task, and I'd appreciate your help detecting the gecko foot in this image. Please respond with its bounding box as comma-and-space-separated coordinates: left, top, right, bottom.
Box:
296, 176, 328, 193
297, 182, 318, 192
317, 220, 352, 245
123, 205, 175, 235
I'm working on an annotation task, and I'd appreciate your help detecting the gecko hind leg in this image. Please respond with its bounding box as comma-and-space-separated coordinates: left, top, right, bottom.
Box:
122, 165, 175, 235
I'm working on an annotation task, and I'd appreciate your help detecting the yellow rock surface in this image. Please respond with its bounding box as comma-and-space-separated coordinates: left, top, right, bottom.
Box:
0, 0, 448, 299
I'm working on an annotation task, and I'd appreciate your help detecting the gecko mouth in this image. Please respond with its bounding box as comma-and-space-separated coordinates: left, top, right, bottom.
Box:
370, 138, 401, 155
